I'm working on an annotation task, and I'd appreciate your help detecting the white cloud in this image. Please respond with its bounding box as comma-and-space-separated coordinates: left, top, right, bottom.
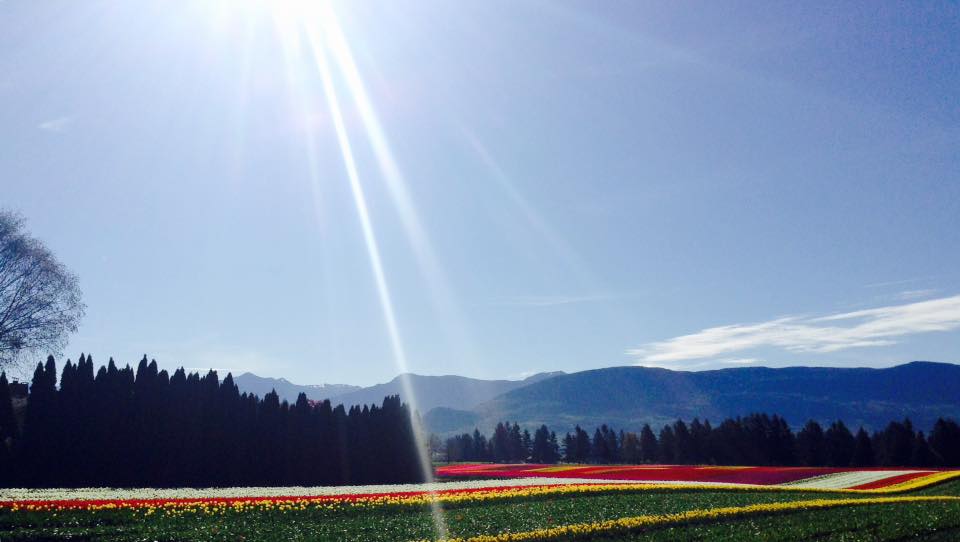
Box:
38, 116, 73, 132
629, 294, 960, 365
718, 357, 760, 365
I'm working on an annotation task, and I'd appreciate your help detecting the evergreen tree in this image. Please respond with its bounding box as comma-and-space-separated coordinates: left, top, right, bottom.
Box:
929, 418, 960, 466
547, 431, 560, 463
19, 357, 58, 485
0, 372, 16, 487
591, 427, 607, 463
824, 421, 855, 467
491, 422, 510, 462
658, 425, 676, 463
876, 419, 915, 466
531, 425, 552, 463
0, 372, 16, 442
563, 432, 576, 463
911, 431, 933, 467
604, 425, 619, 463
574, 426, 591, 463
520, 428, 532, 462
672, 420, 693, 464
711, 418, 744, 465
851, 427, 875, 467
639, 424, 658, 463
688, 419, 711, 464
621, 432, 641, 464
472, 429, 488, 461
796, 420, 826, 466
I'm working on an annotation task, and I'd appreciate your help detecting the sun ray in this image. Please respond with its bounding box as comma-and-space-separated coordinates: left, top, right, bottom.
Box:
460, 127, 600, 291
316, 5, 479, 373
273, 2, 449, 537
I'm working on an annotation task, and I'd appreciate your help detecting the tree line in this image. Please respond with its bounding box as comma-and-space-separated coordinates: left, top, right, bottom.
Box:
0, 355, 425, 487
444, 413, 960, 467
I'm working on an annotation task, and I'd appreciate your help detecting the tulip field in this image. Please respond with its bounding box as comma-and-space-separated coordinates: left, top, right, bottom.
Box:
1, 466, 959, 541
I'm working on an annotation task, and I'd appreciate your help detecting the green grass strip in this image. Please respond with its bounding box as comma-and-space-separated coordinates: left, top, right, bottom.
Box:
427, 495, 960, 542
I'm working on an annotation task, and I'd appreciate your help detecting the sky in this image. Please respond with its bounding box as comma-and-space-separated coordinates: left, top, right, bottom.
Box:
2, 1, 959, 386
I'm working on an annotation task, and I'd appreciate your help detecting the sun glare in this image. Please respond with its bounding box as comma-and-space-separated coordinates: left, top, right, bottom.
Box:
231, 0, 451, 537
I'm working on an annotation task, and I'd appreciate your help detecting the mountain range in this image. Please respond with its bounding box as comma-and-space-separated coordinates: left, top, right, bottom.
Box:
235, 361, 960, 437
234, 371, 562, 411
233, 373, 361, 403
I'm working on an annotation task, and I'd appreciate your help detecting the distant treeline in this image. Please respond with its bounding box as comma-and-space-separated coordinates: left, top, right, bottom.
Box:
0, 355, 424, 487
444, 414, 960, 467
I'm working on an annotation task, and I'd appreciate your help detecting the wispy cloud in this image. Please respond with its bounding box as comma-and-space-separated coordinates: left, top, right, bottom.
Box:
491, 294, 610, 307
38, 116, 73, 132
864, 276, 935, 289
718, 357, 760, 365
896, 289, 938, 301
629, 294, 960, 365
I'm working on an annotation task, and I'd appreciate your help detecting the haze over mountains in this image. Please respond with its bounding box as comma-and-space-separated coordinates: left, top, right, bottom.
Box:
234, 373, 360, 403
235, 371, 562, 411
236, 361, 960, 437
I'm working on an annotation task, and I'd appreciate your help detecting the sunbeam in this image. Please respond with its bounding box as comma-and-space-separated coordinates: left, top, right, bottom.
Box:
316, 6, 479, 373
268, 1, 449, 537
460, 127, 600, 291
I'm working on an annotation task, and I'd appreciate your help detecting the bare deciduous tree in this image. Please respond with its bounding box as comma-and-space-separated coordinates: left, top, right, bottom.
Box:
0, 211, 85, 366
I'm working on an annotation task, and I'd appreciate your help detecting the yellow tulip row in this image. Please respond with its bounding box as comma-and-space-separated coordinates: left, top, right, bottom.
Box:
426, 495, 960, 542
877, 470, 960, 492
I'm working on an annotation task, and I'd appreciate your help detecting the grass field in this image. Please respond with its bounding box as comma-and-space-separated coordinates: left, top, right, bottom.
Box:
1, 476, 958, 541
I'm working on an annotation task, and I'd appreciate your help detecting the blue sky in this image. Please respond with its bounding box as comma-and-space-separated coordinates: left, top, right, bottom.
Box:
2, 1, 959, 385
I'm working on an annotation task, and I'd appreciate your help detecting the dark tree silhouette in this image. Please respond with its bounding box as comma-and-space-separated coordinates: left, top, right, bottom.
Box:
929, 418, 960, 466
796, 420, 827, 466
851, 427, 875, 467
639, 424, 658, 463
4, 359, 960, 489
825, 421, 855, 467
911, 431, 934, 467
620, 431, 641, 464
531, 425, 558, 463
875, 419, 915, 467
0, 372, 16, 443
0, 372, 16, 482
0, 355, 424, 488
0, 212, 84, 367
658, 424, 676, 463
439, 415, 960, 470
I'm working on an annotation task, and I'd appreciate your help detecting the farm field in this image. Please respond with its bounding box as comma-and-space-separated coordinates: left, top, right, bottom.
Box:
2, 466, 959, 541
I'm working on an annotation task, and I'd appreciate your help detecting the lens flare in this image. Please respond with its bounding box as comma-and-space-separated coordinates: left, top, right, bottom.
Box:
317, 6, 478, 372
265, 0, 448, 537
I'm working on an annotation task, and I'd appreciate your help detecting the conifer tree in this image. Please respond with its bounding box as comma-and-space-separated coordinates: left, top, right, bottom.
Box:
658, 425, 676, 463
0, 372, 16, 487
851, 427, 875, 467
929, 418, 960, 466
796, 420, 827, 466
621, 432, 642, 464
825, 420, 855, 466
639, 424, 658, 463
911, 431, 933, 467
0, 372, 16, 442
19, 357, 58, 486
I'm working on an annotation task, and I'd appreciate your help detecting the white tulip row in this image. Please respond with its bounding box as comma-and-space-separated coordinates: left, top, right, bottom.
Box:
0, 477, 648, 502
782, 470, 925, 489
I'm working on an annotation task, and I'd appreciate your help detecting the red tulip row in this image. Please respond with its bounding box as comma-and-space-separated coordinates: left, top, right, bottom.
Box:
435, 463, 946, 489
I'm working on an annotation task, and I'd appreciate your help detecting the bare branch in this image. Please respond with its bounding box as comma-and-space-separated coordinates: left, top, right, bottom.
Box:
0, 210, 85, 366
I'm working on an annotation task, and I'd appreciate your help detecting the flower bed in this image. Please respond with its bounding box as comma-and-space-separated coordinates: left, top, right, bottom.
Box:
422, 495, 960, 542
435, 464, 960, 491
1, 467, 957, 515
